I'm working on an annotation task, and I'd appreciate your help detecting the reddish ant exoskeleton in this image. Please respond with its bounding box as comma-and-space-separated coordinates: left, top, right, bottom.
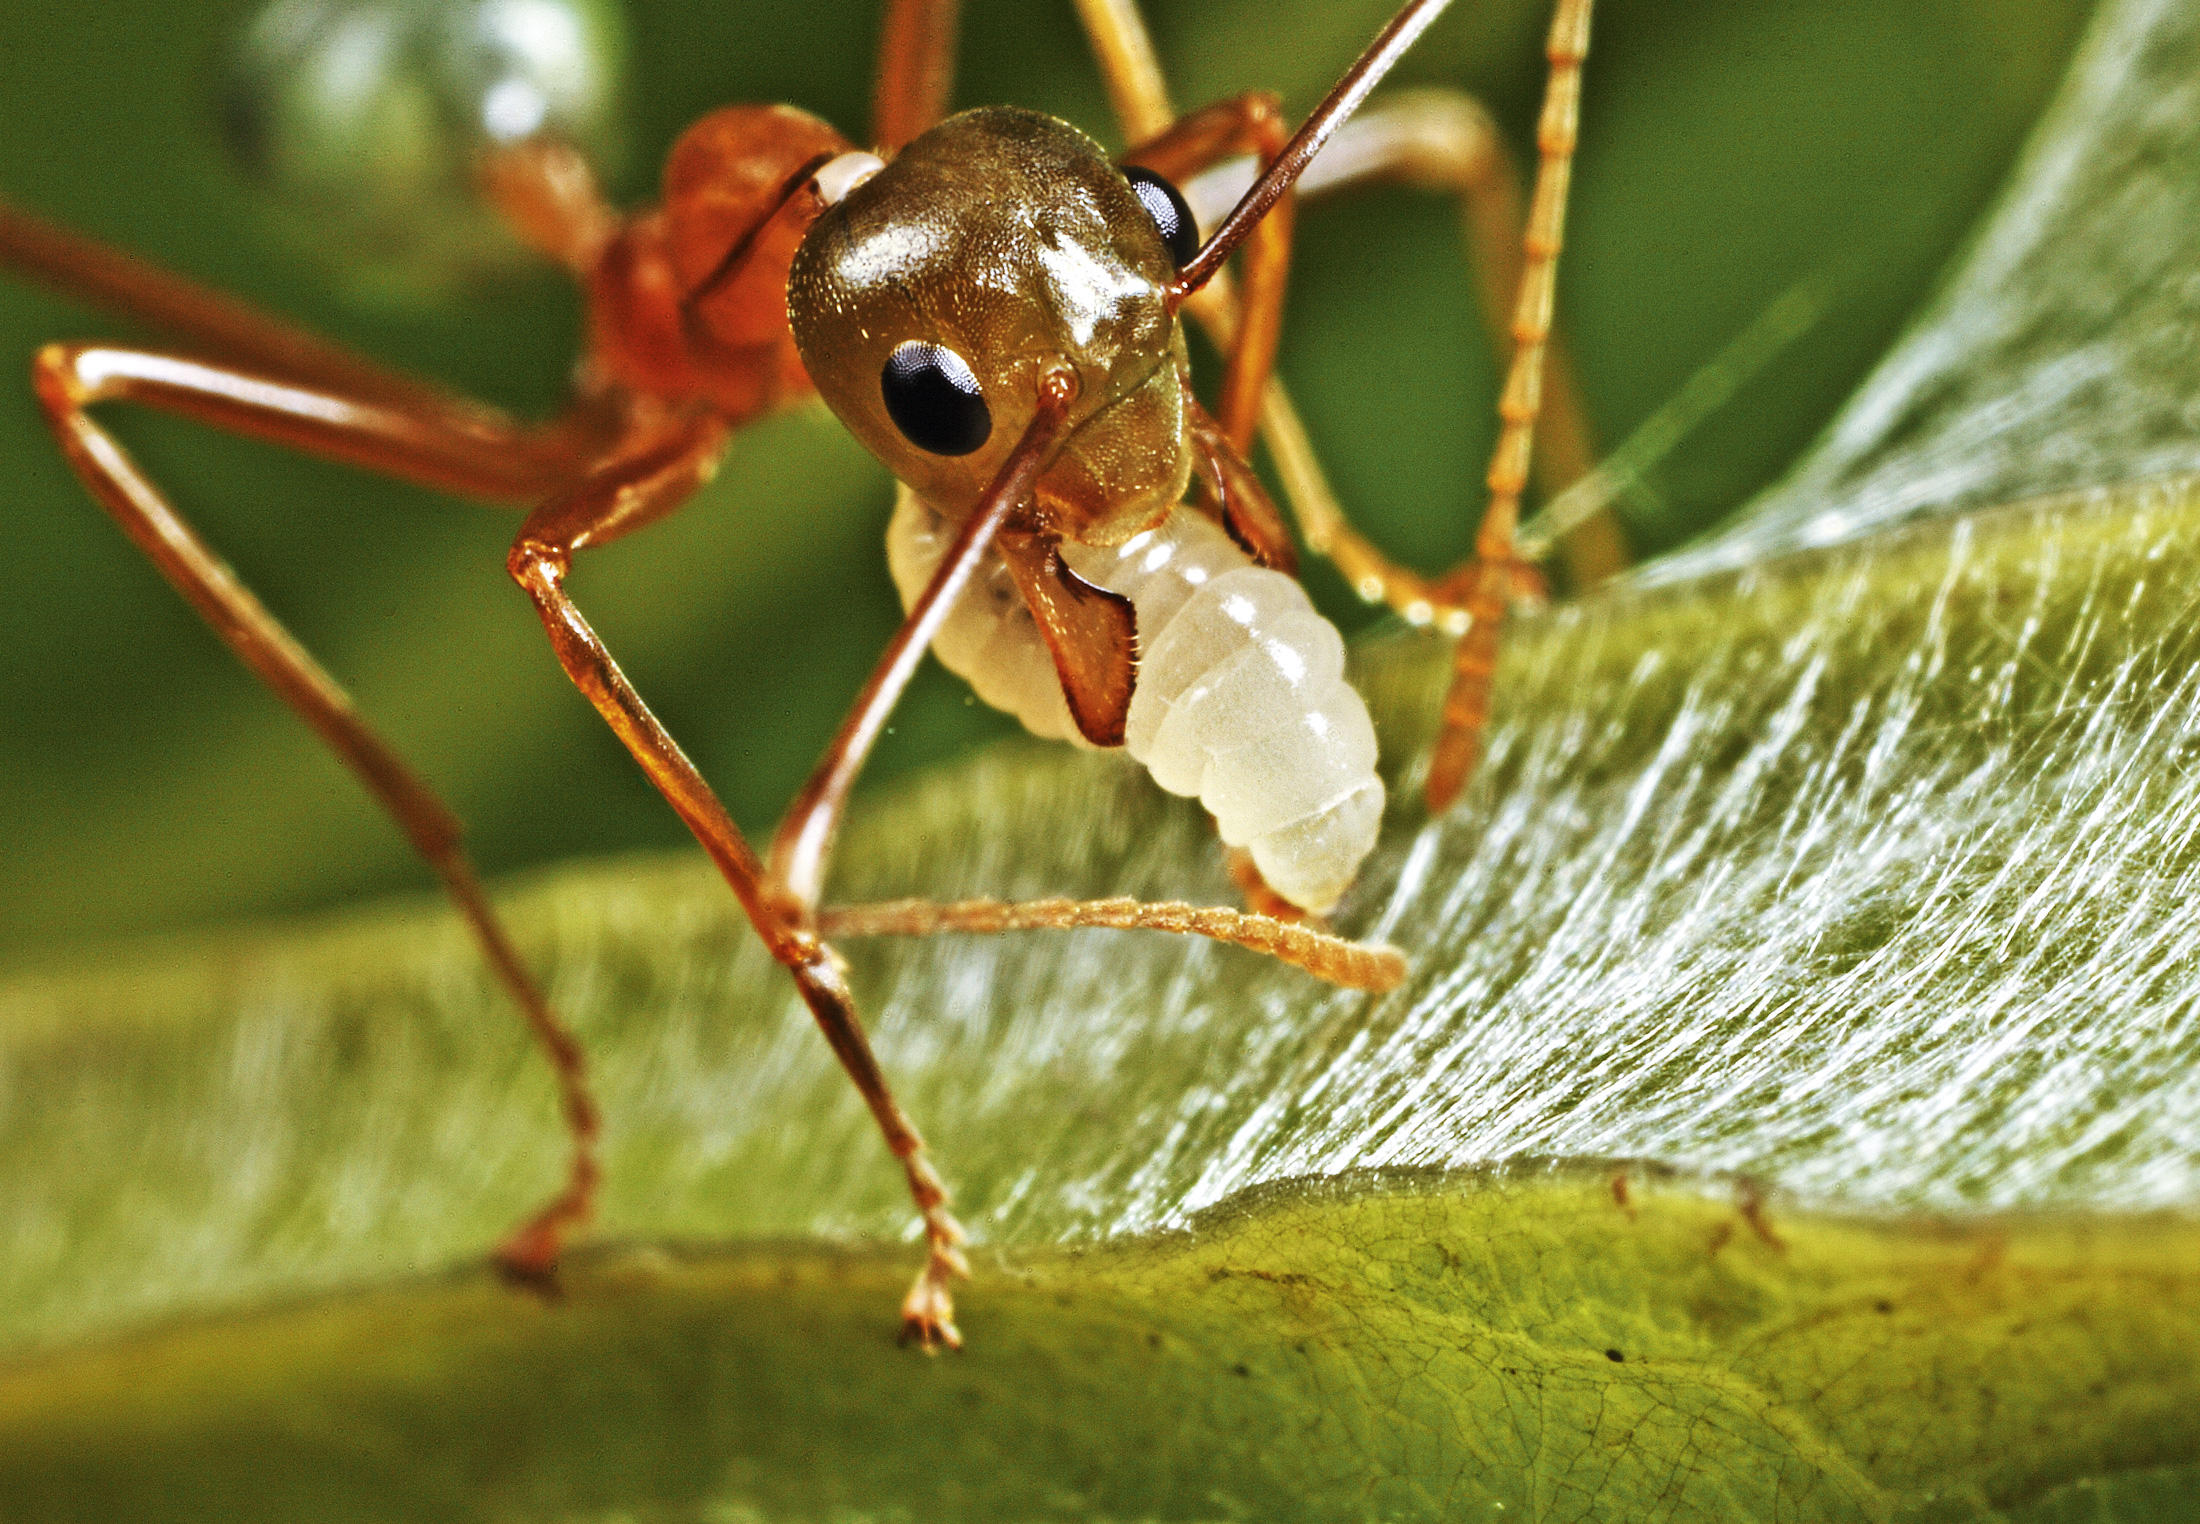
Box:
0, 0, 1592, 1346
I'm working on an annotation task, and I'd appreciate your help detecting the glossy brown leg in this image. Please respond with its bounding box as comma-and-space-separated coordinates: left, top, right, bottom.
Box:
871, 0, 961, 151
506, 392, 1107, 1349
30, 341, 604, 1282
0, 194, 611, 480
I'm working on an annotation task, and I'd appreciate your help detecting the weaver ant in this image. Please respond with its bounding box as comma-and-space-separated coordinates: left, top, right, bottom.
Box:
0, 0, 1593, 1346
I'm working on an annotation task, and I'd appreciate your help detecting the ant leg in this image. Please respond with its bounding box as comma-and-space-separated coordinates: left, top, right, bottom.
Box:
1225, 845, 1313, 920
30, 341, 608, 1283
1216, 90, 1616, 595
478, 139, 622, 278
1092, 0, 1598, 809
871, 0, 961, 151
1073, 5, 1299, 455
820, 897, 1403, 990
1423, 0, 1594, 809
1075, 19, 1342, 913
766, 379, 1078, 917
508, 390, 1086, 1348
1072, 0, 1175, 143
0, 194, 615, 474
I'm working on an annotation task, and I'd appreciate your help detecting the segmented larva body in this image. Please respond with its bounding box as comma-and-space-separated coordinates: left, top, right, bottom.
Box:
887, 488, 1384, 913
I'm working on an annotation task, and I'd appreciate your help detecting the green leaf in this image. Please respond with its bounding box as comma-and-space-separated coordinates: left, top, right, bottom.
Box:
1, 1170, 2193, 1521
8, 467, 2200, 1514
7, 0, 2200, 1515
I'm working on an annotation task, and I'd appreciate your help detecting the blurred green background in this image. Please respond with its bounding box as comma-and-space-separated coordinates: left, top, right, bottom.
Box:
0, 0, 2093, 961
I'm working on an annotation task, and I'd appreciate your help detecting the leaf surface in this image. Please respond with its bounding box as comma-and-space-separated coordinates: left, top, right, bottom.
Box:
4, 0, 2200, 1516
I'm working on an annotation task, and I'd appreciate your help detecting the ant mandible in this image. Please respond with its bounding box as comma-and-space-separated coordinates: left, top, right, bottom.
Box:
0, 0, 1593, 1348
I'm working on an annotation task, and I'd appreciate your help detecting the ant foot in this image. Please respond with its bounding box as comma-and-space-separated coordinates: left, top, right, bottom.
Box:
1736, 1181, 1787, 1253
897, 1209, 970, 1352
899, 1265, 963, 1352
495, 1219, 568, 1300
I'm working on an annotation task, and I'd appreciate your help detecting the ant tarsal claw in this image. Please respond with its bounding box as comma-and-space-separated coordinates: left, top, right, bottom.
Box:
899, 1270, 964, 1352
494, 1230, 567, 1301
896, 1205, 970, 1351
497, 1217, 563, 1273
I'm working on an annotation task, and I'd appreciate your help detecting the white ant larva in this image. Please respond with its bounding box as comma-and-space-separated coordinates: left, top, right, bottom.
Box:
888, 486, 1383, 913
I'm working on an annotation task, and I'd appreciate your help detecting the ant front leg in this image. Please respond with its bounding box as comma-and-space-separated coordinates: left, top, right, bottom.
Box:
27, 341, 607, 1285
506, 408, 1016, 1349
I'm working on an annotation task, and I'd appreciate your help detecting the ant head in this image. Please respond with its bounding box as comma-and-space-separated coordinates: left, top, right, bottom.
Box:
788, 0, 1457, 539
788, 107, 1196, 544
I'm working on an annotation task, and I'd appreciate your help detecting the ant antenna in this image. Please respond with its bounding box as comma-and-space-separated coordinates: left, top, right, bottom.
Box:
1171, 0, 1454, 301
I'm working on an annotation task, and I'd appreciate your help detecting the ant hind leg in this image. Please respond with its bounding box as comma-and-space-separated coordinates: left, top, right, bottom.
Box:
29, 340, 605, 1288
1426, 0, 1595, 810
506, 404, 1059, 1350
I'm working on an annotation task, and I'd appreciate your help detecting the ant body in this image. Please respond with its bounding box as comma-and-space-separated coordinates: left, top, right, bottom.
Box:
0, 0, 1591, 1346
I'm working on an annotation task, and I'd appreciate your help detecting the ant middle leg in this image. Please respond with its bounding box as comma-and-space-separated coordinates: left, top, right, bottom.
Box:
1074, 0, 1609, 590
28, 340, 609, 1283
819, 896, 1404, 990
1210, 88, 1615, 598
1122, 94, 1297, 457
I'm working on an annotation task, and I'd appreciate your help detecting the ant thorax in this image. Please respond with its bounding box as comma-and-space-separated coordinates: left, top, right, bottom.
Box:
788, 106, 1194, 547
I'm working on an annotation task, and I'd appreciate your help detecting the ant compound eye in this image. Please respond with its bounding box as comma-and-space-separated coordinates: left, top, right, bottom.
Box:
1123, 166, 1199, 269
881, 341, 992, 456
